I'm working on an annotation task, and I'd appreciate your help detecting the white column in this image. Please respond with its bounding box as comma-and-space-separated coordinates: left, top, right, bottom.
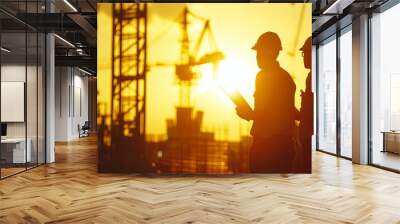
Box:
55, 67, 73, 141
46, 32, 55, 163
45, 0, 56, 163
352, 14, 369, 164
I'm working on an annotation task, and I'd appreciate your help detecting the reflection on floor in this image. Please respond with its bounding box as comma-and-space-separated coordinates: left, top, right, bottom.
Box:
0, 163, 42, 179
0, 136, 400, 223
0, 167, 25, 178
373, 151, 400, 170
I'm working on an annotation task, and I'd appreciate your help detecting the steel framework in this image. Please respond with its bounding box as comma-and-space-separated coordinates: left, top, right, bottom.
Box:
99, 3, 147, 172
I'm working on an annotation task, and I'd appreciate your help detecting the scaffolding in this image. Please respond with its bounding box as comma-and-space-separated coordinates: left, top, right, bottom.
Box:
98, 3, 147, 172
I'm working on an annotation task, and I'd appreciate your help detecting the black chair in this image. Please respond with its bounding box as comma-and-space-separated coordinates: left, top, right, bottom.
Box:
79, 121, 90, 138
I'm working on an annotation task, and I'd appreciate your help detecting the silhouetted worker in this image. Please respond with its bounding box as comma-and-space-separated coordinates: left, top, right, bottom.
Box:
236, 32, 297, 173
299, 37, 313, 173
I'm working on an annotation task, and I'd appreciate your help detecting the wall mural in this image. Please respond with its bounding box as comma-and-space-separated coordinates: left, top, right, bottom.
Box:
97, 3, 313, 173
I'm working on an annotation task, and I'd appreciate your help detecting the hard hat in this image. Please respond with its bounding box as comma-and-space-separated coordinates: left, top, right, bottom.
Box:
251, 32, 282, 52
300, 37, 312, 52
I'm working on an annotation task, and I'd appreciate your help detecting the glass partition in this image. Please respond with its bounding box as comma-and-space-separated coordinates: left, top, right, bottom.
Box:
371, 4, 400, 171
1, 31, 28, 177
339, 28, 352, 158
0, 1, 46, 179
317, 35, 337, 154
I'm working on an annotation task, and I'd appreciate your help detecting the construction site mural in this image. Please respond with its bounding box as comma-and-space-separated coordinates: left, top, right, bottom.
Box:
97, 3, 313, 173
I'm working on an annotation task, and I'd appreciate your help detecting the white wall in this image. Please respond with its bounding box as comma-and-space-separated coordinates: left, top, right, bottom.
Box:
55, 67, 89, 141
71, 72, 89, 138
55, 66, 70, 141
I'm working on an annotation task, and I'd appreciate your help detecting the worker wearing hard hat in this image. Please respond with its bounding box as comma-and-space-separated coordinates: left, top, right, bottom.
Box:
299, 37, 313, 173
236, 31, 297, 173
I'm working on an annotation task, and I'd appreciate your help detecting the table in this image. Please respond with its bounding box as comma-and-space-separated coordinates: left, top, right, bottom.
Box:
382, 131, 400, 154
1, 138, 31, 164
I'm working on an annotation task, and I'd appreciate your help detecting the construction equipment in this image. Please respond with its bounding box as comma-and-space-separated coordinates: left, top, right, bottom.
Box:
177, 7, 224, 106
288, 4, 307, 57
153, 6, 224, 106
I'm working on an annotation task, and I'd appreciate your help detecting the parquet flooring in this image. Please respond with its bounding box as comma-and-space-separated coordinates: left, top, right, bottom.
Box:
1, 167, 26, 178
1, 136, 400, 223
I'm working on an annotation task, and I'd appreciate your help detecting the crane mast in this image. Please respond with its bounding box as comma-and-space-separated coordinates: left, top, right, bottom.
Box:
175, 6, 224, 107
98, 3, 147, 172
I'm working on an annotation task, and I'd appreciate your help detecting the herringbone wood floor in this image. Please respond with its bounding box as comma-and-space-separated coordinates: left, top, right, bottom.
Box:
1, 136, 400, 224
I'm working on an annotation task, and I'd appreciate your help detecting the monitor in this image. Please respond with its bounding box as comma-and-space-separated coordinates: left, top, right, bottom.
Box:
1, 123, 7, 137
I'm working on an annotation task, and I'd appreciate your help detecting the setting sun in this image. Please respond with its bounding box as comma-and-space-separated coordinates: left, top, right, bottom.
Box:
216, 56, 256, 97
196, 56, 256, 105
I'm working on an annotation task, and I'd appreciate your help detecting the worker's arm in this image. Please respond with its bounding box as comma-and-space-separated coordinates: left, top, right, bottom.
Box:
236, 106, 254, 121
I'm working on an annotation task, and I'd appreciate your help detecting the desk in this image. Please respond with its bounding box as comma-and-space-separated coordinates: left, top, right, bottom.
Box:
1, 138, 31, 164
382, 131, 400, 154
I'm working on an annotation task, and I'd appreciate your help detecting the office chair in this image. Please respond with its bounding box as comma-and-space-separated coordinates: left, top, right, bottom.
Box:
79, 121, 90, 138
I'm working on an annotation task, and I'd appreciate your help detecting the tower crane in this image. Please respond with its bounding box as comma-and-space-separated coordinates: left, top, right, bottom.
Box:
288, 4, 307, 57
98, 3, 148, 172
153, 6, 224, 107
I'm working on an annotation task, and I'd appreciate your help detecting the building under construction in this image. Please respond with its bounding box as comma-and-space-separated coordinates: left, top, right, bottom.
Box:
145, 107, 251, 173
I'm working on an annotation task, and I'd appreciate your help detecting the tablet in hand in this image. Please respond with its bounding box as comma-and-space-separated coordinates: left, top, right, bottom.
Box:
228, 91, 252, 112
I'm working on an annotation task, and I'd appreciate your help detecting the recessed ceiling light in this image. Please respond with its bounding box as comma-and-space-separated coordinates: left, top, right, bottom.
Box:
63, 0, 78, 12
54, 34, 75, 48
322, 0, 354, 15
78, 67, 93, 76
1, 47, 11, 53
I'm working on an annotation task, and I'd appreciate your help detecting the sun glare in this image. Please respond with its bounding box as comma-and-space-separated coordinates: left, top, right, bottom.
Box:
196, 56, 255, 104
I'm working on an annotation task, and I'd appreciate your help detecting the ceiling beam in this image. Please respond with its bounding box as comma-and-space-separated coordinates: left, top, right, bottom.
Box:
322, 0, 356, 14
67, 13, 97, 39
55, 55, 96, 71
